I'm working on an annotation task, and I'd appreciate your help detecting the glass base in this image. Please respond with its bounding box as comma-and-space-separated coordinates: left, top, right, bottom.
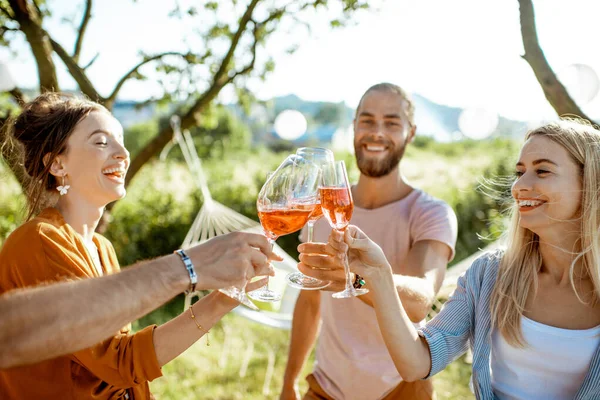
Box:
248, 287, 282, 302
219, 287, 259, 310
286, 272, 330, 290
332, 287, 369, 299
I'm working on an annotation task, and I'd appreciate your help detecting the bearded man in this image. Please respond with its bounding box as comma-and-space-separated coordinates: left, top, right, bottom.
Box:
281, 83, 458, 400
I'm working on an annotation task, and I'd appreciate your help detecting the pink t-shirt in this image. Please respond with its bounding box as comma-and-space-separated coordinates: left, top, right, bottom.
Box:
301, 188, 458, 400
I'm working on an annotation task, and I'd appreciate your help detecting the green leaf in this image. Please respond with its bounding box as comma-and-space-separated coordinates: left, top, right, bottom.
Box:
204, 1, 219, 11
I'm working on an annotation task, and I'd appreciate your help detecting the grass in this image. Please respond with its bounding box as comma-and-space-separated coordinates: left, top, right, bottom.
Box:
146, 313, 474, 400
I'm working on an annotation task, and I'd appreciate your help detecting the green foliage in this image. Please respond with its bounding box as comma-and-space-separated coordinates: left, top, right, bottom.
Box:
0, 93, 20, 119
104, 162, 199, 267
124, 106, 252, 160
0, 159, 25, 247
123, 120, 158, 159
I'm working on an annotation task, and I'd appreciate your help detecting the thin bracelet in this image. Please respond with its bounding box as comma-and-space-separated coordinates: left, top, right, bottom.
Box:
174, 249, 197, 294
189, 306, 210, 346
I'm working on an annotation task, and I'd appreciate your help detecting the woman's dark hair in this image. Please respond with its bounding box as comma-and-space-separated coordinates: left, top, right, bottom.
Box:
3, 92, 107, 219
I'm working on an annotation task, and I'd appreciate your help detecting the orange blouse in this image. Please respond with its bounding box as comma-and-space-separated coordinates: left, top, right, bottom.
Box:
0, 208, 162, 399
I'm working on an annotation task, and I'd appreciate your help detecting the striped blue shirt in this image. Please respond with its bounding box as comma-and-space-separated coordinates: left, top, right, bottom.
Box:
418, 251, 600, 400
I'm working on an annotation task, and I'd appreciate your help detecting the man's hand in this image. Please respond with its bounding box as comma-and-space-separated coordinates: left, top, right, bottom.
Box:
297, 226, 392, 291
186, 232, 281, 291
297, 239, 347, 292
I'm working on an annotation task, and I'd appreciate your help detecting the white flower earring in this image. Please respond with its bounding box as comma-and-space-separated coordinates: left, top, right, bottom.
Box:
56, 175, 70, 196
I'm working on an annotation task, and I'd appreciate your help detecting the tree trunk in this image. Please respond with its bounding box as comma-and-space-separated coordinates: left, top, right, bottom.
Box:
518, 0, 594, 123
8, 0, 59, 92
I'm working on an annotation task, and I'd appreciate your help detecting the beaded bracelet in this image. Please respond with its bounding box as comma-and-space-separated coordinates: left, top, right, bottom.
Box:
174, 249, 197, 294
189, 306, 209, 346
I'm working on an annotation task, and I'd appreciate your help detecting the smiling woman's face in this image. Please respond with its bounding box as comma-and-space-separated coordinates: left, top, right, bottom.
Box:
512, 134, 582, 237
54, 111, 130, 207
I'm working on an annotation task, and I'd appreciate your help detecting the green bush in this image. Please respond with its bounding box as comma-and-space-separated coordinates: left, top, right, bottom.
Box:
0, 160, 26, 247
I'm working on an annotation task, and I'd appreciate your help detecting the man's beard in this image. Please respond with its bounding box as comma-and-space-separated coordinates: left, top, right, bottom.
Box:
354, 139, 406, 178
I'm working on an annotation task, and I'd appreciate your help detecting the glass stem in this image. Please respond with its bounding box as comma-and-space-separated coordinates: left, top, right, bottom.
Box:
307, 221, 315, 243
263, 239, 275, 292
338, 229, 354, 293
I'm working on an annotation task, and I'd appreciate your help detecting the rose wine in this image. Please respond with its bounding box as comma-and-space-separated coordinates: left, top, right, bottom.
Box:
320, 187, 353, 231
308, 203, 324, 222
258, 209, 313, 240
292, 202, 323, 222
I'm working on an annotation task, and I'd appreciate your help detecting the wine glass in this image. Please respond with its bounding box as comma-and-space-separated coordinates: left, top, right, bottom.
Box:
320, 160, 368, 298
250, 155, 321, 302
219, 286, 258, 310
286, 147, 334, 290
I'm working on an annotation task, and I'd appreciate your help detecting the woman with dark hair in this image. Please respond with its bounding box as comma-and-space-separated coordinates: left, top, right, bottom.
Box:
0, 93, 277, 399
300, 119, 600, 399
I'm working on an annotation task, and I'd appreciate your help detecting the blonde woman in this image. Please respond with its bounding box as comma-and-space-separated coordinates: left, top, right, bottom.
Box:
300, 120, 600, 399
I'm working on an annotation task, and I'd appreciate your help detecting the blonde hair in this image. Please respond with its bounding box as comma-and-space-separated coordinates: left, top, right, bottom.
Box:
490, 118, 600, 347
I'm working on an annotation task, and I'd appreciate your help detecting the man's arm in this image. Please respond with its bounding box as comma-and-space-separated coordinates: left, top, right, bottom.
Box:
0, 255, 187, 369
298, 240, 451, 322
280, 289, 321, 400
0, 231, 278, 369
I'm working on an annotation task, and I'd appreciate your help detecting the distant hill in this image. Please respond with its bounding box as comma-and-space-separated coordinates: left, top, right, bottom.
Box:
11, 89, 527, 142
260, 93, 528, 143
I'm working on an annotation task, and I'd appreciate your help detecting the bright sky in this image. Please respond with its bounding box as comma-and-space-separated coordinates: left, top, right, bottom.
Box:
2, 0, 600, 122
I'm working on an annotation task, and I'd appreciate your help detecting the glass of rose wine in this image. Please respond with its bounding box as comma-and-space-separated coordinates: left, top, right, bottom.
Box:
250, 155, 321, 302
320, 160, 368, 298
286, 147, 335, 290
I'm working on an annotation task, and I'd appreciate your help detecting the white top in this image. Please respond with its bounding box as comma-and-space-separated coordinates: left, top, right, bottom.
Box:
491, 316, 600, 400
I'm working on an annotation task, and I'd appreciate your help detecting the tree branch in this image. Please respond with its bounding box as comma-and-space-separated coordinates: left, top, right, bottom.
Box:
9, 88, 25, 106
211, 0, 260, 88
123, 0, 262, 191
104, 51, 188, 109
8, 0, 59, 91
47, 34, 102, 103
82, 52, 99, 70
519, 0, 594, 122
73, 0, 92, 63
223, 24, 260, 87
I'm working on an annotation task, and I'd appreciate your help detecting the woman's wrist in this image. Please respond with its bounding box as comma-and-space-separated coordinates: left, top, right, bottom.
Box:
363, 263, 393, 286
213, 290, 241, 310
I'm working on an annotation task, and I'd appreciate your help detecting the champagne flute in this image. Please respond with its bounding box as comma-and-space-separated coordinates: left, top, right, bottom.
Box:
250, 155, 321, 302
320, 160, 368, 298
286, 147, 334, 290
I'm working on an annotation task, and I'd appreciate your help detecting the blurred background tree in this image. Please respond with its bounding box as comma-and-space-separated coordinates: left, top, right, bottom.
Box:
0, 0, 369, 228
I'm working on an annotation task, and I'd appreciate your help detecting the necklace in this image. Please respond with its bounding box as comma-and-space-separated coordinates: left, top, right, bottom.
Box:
84, 239, 103, 276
